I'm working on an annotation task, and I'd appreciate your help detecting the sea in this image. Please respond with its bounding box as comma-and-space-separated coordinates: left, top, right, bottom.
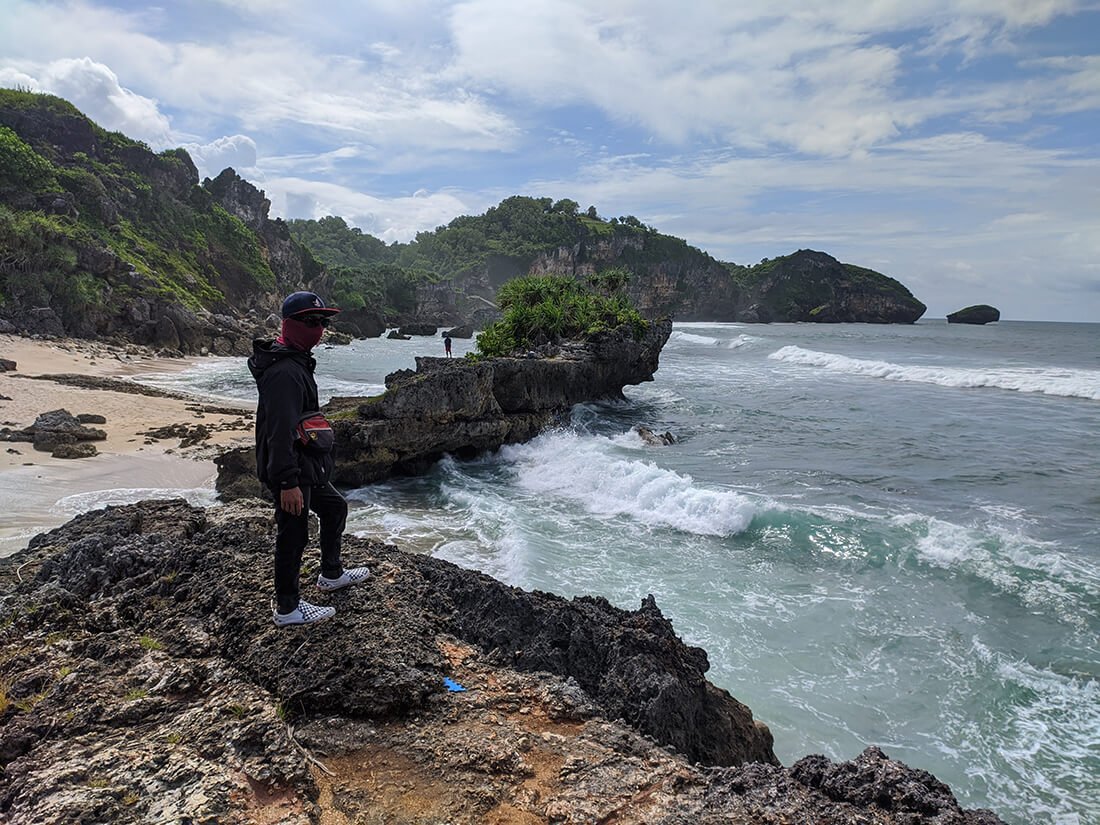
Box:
124, 320, 1100, 824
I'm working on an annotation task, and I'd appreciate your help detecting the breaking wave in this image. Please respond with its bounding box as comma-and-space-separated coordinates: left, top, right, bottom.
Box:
768, 346, 1100, 401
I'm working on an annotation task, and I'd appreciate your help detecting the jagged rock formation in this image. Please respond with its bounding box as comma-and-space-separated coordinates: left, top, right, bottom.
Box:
330, 306, 386, 338
947, 305, 1000, 324
0, 499, 1004, 824
217, 319, 673, 493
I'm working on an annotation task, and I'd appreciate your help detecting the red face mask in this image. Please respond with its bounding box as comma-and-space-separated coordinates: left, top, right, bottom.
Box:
278, 317, 325, 351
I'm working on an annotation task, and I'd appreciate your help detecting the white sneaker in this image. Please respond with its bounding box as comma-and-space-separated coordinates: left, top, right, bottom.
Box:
316, 566, 371, 592
272, 599, 336, 627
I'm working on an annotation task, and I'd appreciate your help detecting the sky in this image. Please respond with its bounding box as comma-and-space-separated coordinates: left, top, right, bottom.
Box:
1, 1, 1098, 321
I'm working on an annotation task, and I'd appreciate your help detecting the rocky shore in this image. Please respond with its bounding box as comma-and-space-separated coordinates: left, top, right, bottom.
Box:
0, 499, 1004, 824
0, 329, 1008, 823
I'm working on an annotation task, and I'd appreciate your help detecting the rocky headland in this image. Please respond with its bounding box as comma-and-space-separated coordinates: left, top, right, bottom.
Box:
0, 498, 1005, 824
216, 318, 674, 496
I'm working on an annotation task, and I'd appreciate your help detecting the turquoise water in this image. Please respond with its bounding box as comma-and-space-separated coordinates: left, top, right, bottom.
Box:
134, 321, 1100, 824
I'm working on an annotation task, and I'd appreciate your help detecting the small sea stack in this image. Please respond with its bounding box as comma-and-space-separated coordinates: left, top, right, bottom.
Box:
947, 305, 1000, 324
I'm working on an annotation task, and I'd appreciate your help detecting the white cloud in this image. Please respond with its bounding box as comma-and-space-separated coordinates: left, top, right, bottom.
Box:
181, 134, 259, 180
0, 57, 172, 147
263, 176, 488, 244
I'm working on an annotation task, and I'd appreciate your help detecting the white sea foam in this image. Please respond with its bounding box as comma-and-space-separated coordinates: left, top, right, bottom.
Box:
892, 513, 1099, 631
670, 331, 721, 346
768, 345, 1100, 401
319, 379, 385, 402
499, 429, 758, 537
52, 486, 218, 515
728, 334, 757, 349
961, 639, 1100, 824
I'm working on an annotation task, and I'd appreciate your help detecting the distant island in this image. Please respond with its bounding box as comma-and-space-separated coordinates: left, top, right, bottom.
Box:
1, 90, 925, 354
947, 305, 1000, 324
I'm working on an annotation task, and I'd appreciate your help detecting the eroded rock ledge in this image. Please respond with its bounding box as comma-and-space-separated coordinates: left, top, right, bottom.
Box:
0, 499, 1004, 824
217, 319, 674, 495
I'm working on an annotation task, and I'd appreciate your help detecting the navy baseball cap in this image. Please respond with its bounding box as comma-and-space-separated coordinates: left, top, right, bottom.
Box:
281, 291, 341, 319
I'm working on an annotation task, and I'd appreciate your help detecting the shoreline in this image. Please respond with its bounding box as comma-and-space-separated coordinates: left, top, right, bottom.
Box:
0, 334, 253, 557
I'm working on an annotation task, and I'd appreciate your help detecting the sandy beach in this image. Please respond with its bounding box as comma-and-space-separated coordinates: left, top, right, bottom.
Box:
0, 334, 254, 557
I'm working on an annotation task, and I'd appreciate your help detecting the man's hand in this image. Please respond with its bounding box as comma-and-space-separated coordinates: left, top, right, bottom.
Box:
280, 486, 304, 515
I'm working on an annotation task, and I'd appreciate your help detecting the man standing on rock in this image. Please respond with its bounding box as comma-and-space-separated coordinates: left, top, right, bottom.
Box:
249, 291, 369, 627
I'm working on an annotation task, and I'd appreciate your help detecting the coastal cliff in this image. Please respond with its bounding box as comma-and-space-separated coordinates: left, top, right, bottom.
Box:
0, 90, 319, 354
3, 92, 927, 349
0, 499, 1004, 824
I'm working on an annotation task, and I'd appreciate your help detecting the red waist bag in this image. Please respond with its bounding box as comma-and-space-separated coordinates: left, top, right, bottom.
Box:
296, 412, 334, 453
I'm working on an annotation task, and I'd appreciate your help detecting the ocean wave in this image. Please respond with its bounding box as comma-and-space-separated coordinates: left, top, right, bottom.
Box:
499, 429, 759, 537
892, 513, 1099, 630
768, 345, 1100, 401
320, 378, 385, 402
670, 331, 722, 346
962, 639, 1100, 824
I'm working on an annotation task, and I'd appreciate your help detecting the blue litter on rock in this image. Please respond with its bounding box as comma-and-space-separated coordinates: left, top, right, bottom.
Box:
443, 677, 467, 692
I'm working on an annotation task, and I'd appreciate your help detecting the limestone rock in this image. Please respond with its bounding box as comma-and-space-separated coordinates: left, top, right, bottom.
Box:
0, 499, 1006, 825
329, 319, 670, 487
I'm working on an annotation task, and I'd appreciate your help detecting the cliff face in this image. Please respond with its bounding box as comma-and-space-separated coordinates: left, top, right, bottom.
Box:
431, 231, 924, 326
0, 499, 1005, 824
0, 91, 319, 354
747, 250, 926, 323
528, 233, 747, 321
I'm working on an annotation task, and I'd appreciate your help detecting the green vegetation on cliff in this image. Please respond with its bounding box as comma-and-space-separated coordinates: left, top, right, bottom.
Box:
285, 215, 414, 314
288, 195, 923, 324
0, 89, 279, 337
288, 196, 714, 322
2, 91, 926, 339
474, 275, 648, 357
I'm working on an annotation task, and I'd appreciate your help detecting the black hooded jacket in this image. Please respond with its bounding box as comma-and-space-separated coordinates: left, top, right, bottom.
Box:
248, 339, 334, 490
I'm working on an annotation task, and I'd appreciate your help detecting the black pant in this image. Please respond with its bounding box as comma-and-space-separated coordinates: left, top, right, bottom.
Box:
273, 482, 348, 613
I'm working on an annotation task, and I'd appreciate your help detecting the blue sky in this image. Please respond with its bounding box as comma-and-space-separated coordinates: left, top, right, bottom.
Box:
1, 0, 1098, 321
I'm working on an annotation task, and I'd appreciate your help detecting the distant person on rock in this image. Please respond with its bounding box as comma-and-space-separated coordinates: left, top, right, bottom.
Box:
444, 335, 452, 357
248, 291, 370, 627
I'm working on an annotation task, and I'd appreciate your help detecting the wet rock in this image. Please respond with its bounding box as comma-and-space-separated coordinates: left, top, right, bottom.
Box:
386, 330, 412, 340
442, 324, 474, 339
636, 425, 676, 445
23, 409, 107, 452
77, 414, 107, 425
398, 323, 439, 336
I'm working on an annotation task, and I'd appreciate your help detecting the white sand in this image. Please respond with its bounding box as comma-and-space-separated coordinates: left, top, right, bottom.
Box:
0, 334, 255, 557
